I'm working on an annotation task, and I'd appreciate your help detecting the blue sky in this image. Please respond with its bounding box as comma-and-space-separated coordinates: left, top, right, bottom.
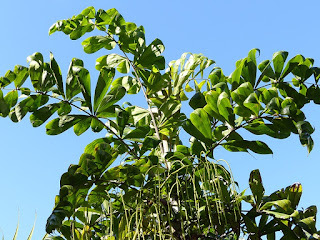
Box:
1, 0, 320, 238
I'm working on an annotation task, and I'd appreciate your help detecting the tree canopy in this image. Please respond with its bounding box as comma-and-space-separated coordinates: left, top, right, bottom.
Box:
1, 6, 320, 240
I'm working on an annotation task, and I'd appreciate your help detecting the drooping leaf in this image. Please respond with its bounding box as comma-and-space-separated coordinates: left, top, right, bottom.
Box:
249, 169, 265, 207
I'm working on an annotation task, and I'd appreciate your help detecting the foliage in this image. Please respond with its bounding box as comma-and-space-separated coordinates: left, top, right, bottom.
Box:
1, 6, 320, 239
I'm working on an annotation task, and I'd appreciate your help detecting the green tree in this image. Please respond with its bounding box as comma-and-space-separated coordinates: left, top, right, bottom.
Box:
1, 6, 319, 239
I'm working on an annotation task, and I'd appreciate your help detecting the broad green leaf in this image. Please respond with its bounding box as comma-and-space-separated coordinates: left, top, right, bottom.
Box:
96, 86, 126, 116
189, 92, 206, 110
241, 49, 259, 86
205, 90, 220, 114
13, 95, 49, 121
81, 6, 95, 18
57, 102, 72, 116
129, 106, 149, 125
249, 169, 265, 206
245, 120, 291, 139
46, 115, 87, 135
231, 82, 253, 105
94, 67, 115, 113
82, 36, 116, 53
0, 70, 15, 88
182, 119, 212, 145
159, 98, 181, 118
95, 8, 122, 26
4, 90, 18, 109
13, 65, 28, 88
217, 92, 234, 124
281, 54, 304, 79
136, 38, 165, 70
222, 140, 272, 154
190, 108, 212, 140
112, 76, 140, 94
73, 116, 92, 136
272, 51, 288, 78
96, 54, 130, 73
244, 92, 261, 116
30, 104, 60, 127
230, 58, 245, 85
234, 105, 252, 118
286, 182, 302, 209
123, 126, 150, 139
91, 117, 105, 132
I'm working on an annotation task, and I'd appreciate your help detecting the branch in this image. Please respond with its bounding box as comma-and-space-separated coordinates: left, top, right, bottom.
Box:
104, 31, 167, 162
11, 87, 139, 158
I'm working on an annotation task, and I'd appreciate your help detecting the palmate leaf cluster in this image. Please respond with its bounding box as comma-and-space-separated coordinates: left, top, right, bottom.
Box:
1, 6, 320, 239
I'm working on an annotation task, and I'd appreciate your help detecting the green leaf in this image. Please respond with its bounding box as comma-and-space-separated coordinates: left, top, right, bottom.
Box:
245, 120, 291, 139
249, 169, 265, 206
112, 76, 140, 94
50, 52, 64, 97
27, 52, 44, 90
217, 92, 234, 124
182, 119, 212, 145
30, 104, 60, 127
129, 106, 149, 125
286, 182, 302, 209
4, 90, 18, 109
116, 109, 130, 137
94, 67, 115, 113
91, 117, 105, 132
13, 65, 29, 88
244, 92, 261, 116
82, 36, 116, 53
96, 54, 130, 73
57, 102, 72, 116
136, 38, 165, 70
46, 115, 87, 135
95, 8, 122, 26
230, 58, 245, 85
159, 98, 181, 118
123, 126, 150, 139
66, 58, 83, 100
189, 92, 206, 110
96, 86, 126, 116
281, 54, 304, 79
190, 108, 212, 140
272, 51, 288, 78
72, 66, 92, 112
73, 116, 92, 136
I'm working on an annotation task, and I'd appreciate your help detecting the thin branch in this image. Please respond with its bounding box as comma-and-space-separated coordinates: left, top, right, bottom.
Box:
12, 87, 138, 158
104, 31, 166, 160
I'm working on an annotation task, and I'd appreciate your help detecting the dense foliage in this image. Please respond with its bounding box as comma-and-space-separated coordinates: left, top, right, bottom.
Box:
1, 6, 320, 239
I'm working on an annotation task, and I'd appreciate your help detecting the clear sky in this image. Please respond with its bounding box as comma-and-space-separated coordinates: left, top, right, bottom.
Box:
1, 0, 320, 238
